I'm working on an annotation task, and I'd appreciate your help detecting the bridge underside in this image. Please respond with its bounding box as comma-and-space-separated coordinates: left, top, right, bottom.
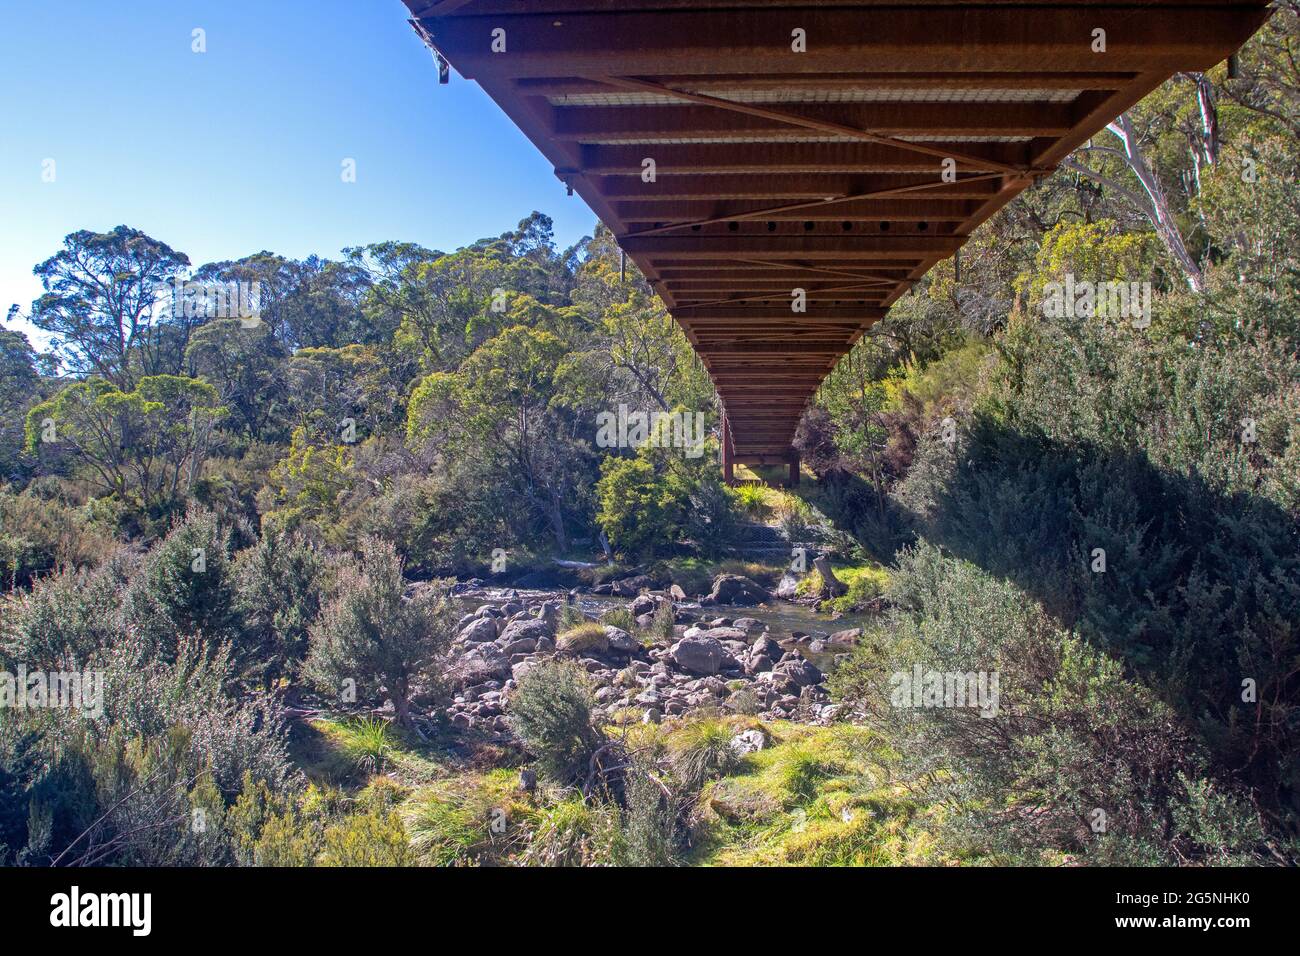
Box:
405, 0, 1270, 477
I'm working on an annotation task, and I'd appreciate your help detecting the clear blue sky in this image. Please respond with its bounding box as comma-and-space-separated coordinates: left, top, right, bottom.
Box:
0, 0, 599, 346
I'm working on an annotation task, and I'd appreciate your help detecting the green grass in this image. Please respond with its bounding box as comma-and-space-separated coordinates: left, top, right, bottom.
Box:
291, 712, 945, 867
796, 562, 892, 614
556, 621, 609, 653
653, 556, 786, 594
298, 716, 443, 788
732, 483, 769, 518
678, 721, 944, 867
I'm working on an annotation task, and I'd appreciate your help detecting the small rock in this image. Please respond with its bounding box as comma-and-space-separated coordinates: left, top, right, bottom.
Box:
730, 729, 767, 755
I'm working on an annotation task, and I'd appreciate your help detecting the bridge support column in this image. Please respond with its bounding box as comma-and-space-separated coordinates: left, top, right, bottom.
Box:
787, 450, 800, 488
721, 413, 735, 485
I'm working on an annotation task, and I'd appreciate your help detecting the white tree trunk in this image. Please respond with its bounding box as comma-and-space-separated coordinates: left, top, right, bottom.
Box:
1105, 113, 1206, 292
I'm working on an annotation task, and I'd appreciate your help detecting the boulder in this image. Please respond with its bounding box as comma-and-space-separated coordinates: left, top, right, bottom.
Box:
603, 626, 640, 653
829, 627, 862, 644
537, 601, 560, 628
629, 594, 657, 617
774, 572, 801, 600
708, 574, 770, 606
698, 626, 748, 643
670, 636, 729, 675
774, 657, 823, 687
611, 574, 656, 596
458, 616, 499, 644
454, 647, 512, 687
669, 583, 687, 601
498, 637, 537, 656
498, 617, 554, 646
511, 659, 539, 683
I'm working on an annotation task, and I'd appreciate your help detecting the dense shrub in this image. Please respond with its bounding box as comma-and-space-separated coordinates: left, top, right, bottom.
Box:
832, 544, 1275, 864
123, 508, 244, 659
510, 660, 606, 784
231, 528, 328, 683
0, 549, 135, 671
303, 537, 458, 726
595, 437, 735, 559
891, 316, 1300, 830
0, 486, 118, 590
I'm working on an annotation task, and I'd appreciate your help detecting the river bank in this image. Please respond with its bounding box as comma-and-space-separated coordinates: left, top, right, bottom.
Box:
433, 573, 874, 737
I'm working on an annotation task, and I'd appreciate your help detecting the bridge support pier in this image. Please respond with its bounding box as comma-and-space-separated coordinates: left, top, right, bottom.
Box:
721, 413, 734, 485
787, 451, 800, 488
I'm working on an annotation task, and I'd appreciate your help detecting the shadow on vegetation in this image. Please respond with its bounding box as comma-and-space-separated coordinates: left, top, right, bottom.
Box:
900, 414, 1299, 825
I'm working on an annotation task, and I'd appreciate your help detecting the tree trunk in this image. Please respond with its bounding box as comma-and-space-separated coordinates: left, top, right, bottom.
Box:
1106, 113, 1206, 292
1194, 73, 1220, 168
549, 490, 568, 553
814, 555, 847, 599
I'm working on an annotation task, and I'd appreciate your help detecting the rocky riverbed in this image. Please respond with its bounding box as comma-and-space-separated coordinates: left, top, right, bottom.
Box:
428, 573, 866, 738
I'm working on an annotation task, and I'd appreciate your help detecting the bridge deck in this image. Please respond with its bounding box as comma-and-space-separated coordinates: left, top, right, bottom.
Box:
403, 0, 1271, 467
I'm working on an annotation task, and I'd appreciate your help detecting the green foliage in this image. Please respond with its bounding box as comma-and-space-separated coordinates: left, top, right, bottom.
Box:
0, 486, 119, 590
556, 621, 609, 654
231, 528, 327, 683
732, 483, 768, 518
25, 375, 225, 511
303, 538, 457, 726
595, 457, 678, 558
29, 226, 191, 387
0, 329, 42, 481
523, 798, 619, 867
668, 719, 742, 792
595, 433, 735, 559
832, 544, 1273, 864
335, 718, 396, 775
615, 755, 680, 867
264, 426, 355, 536
318, 807, 415, 867
123, 508, 244, 660
1, 549, 134, 670
510, 660, 606, 785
